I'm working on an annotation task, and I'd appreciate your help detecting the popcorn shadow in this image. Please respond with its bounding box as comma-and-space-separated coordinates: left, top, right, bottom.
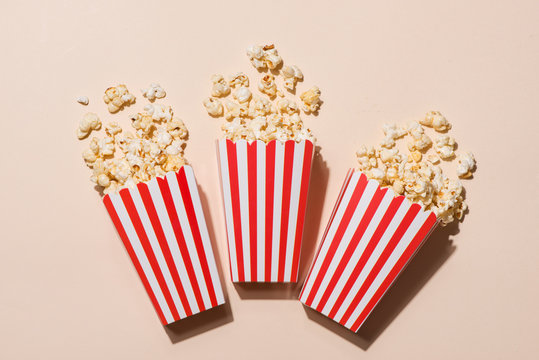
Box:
234, 148, 329, 300
302, 221, 458, 350
164, 185, 234, 343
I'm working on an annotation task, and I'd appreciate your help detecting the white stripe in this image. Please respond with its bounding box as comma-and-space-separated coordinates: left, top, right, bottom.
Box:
333, 199, 412, 323
129, 188, 186, 318
166, 172, 212, 309
147, 179, 200, 314
299, 172, 362, 302
309, 180, 379, 309
320, 189, 394, 316
109, 194, 174, 323
183, 166, 225, 305
218, 140, 239, 282
283, 141, 306, 281
271, 141, 285, 281
344, 207, 431, 329
256, 140, 266, 282
236, 140, 251, 281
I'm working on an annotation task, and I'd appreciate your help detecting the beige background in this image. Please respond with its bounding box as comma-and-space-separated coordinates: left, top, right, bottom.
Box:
1, 0, 538, 359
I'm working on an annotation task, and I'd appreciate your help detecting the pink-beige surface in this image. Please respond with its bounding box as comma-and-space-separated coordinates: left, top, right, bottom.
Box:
1, 0, 538, 359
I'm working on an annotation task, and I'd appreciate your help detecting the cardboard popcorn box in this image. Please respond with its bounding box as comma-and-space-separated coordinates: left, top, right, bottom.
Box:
103, 165, 225, 325
300, 169, 439, 332
217, 139, 315, 282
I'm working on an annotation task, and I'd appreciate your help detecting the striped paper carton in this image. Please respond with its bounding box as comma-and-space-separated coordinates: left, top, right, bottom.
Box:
300, 169, 439, 332
217, 139, 314, 283
103, 165, 225, 325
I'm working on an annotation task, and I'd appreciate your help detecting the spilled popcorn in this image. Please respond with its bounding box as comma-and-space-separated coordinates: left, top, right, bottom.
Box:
203, 44, 321, 143
103, 84, 136, 113
77, 84, 189, 195
356, 112, 476, 226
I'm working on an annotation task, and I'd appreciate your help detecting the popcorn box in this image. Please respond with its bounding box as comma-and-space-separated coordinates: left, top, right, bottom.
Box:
299, 169, 439, 332
217, 139, 315, 282
103, 165, 225, 325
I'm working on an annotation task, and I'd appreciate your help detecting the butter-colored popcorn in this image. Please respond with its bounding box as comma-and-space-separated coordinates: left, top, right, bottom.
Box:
141, 83, 166, 102
246, 44, 283, 70
98, 136, 115, 156
77, 96, 89, 105
165, 139, 185, 156
167, 117, 188, 140
233, 87, 252, 103
300, 86, 321, 113
203, 97, 224, 117
97, 173, 111, 187
381, 123, 407, 148
144, 103, 173, 122
105, 121, 122, 137
154, 127, 172, 148
211, 74, 231, 97
434, 135, 456, 159
421, 111, 452, 132
248, 96, 275, 117
407, 122, 432, 151
282, 65, 303, 91
456, 152, 476, 178
277, 98, 300, 115
262, 45, 283, 70
103, 84, 136, 113
258, 74, 278, 97
82, 148, 98, 166
130, 112, 154, 135
229, 72, 249, 88
77, 112, 102, 139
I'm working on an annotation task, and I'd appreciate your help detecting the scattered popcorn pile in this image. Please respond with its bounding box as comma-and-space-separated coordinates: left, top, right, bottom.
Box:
203, 44, 321, 143
356, 111, 476, 225
77, 84, 189, 195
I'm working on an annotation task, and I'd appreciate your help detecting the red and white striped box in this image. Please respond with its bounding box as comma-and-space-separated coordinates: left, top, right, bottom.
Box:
299, 169, 439, 332
217, 139, 315, 282
103, 165, 225, 325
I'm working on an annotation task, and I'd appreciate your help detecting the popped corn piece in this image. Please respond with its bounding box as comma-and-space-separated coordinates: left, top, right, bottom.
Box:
233, 87, 252, 103
203, 97, 224, 117
277, 98, 300, 115
144, 103, 173, 122
248, 96, 275, 117
130, 112, 154, 135
98, 136, 115, 156
300, 86, 321, 113
381, 123, 407, 148
103, 84, 135, 113
427, 154, 440, 164
154, 127, 172, 148
165, 139, 185, 156
105, 121, 122, 137
411, 150, 422, 162
258, 74, 278, 97
97, 173, 111, 187
246, 44, 283, 70
167, 117, 189, 140
141, 83, 166, 102
228, 72, 249, 88
421, 111, 452, 132
82, 148, 98, 166
262, 44, 283, 69
282, 65, 303, 91
76, 96, 89, 105
77, 112, 101, 140
434, 135, 456, 159
164, 155, 186, 172
211, 74, 231, 97
407, 122, 432, 151
224, 99, 248, 120
456, 152, 476, 178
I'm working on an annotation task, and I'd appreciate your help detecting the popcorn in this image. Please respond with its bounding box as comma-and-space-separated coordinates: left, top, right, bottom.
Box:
434, 135, 456, 159
211, 74, 231, 97
233, 87, 252, 103
421, 111, 452, 132
76, 96, 89, 105
277, 98, 299, 115
282, 65, 303, 91
144, 103, 173, 122
141, 83, 166, 102
77, 112, 102, 139
456, 152, 476, 178
105, 122, 122, 137
355, 113, 476, 226
246, 44, 282, 70
103, 84, 136, 113
300, 86, 321, 113
98, 136, 115, 156
258, 74, 278, 97
203, 97, 224, 117
229, 72, 249, 88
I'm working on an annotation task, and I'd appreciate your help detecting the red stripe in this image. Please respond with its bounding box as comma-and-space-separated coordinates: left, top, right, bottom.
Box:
338, 203, 421, 326
290, 140, 314, 282
315, 186, 387, 312
226, 140, 245, 282
277, 141, 295, 282
103, 195, 168, 324
247, 142, 258, 281
264, 141, 276, 281
138, 182, 193, 317
119, 189, 180, 321
304, 174, 369, 306
176, 168, 218, 307
327, 196, 405, 320
300, 167, 353, 299
350, 212, 438, 331
157, 176, 206, 311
